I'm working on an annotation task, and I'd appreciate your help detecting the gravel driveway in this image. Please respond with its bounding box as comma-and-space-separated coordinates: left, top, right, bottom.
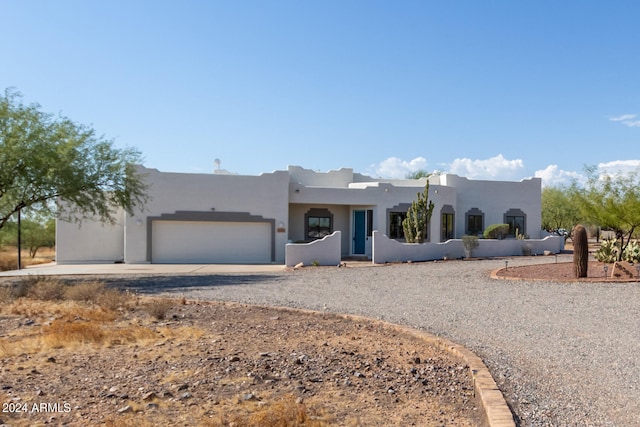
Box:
103, 255, 639, 426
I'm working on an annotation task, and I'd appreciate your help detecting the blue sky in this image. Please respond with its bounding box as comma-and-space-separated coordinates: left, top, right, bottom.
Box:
2, 1, 639, 186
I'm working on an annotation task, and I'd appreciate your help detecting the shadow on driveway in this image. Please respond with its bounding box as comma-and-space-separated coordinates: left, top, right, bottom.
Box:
96, 274, 284, 294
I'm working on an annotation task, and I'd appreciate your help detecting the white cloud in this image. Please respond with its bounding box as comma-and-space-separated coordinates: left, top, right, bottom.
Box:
596, 159, 640, 177
370, 156, 428, 179
609, 114, 637, 122
534, 164, 583, 188
446, 154, 525, 181
609, 114, 640, 127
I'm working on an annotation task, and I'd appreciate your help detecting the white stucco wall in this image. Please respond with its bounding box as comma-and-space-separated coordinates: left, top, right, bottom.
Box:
372, 231, 563, 264
56, 209, 125, 263
433, 174, 542, 238
125, 166, 290, 263
285, 231, 342, 267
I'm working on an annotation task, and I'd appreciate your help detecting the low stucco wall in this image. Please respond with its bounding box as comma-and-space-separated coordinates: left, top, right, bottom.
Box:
372, 231, 563, 264
285, 231, 342, 267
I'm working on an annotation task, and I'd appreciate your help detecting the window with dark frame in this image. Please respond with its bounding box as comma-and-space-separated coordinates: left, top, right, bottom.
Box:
467, 214, 483, 235
307, 216, 331, 240
441, 213, 454, 241
389, 212, 407, 239
506, 215, 525, 236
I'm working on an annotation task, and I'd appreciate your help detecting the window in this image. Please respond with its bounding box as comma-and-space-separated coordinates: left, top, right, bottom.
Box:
305, 208, 333, 240
389, 212, 407, 239
307, 216, 331, 239
506, 215, 525, 236
441, 213, 454, 241
504, 208, 526, 236
440, 204, 455, 241
465, 208, 484, 235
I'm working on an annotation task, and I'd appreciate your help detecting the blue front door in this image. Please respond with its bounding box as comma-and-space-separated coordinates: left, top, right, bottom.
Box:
353, 210, 366, 254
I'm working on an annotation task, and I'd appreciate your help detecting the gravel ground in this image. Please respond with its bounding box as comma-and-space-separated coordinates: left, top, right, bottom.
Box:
76, 255, 640, 426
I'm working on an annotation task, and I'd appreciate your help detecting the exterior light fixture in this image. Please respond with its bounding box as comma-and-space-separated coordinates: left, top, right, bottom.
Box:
603, 265, 608, 278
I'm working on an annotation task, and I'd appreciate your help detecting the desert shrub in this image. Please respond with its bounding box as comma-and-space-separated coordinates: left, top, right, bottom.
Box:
96, 288, 132, 311
483, 224, 509, 239
64, 281, 106, 303
461, 235, 479, 258
27, 277, 66, 301
143, 299, 174, 320
0, 285, 15, 304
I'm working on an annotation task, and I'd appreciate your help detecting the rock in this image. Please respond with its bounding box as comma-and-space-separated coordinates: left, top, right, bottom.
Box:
142, 391, 158, 400
117, 405, 133, 413
179, 392, 192, 400
46, 357, 56, 363
176, 383, 188, 391
241, 393, 258, 401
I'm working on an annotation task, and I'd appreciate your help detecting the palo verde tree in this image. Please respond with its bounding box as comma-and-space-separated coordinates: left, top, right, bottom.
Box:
402, 181, 435, 243
541, 186, 582, 235
0, 89, 148, 231
571, 165, 640, 261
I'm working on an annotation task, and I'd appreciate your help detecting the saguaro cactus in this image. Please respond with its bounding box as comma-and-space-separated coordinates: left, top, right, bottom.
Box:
402, 182, 435, 243
573, 224, 589, 278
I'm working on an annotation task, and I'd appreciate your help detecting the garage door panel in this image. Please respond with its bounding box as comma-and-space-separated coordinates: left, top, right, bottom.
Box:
152, 221, 271, 264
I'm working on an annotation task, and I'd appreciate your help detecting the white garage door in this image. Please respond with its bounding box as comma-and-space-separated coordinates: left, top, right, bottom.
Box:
151, 221, 271, 264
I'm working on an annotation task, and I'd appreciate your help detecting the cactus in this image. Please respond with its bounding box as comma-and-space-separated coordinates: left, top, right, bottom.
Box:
402, 182, 435, 243
573, 224, 589, 278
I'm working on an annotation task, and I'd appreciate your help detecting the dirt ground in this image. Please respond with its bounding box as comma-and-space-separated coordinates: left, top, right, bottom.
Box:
0, 297, 481, 427
495, 259, 640, 282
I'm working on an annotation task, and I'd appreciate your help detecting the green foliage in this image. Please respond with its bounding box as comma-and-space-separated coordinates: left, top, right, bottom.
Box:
402, 182, 435, 243
515, 228, 528, 240
0, 88, 148, 231
462, 235, 479, 258
595, 239, 640, 263
483, 223, 509, 239
594, 239, 620, 263
571, 165, 640, 261
623, 241, 640, 263
405, 169, 431, 180
541, 186, 582, 233
573, 224, 588, 278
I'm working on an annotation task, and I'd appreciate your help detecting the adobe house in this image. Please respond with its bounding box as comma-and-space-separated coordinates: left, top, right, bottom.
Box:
56, 165, 542, 264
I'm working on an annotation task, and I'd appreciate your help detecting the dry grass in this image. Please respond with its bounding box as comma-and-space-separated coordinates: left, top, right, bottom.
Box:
0, 246, 55, 271
0, 278, 170, 355
143, 298, 174, 320
206, 395, 332, 427
64, 280, 106, 302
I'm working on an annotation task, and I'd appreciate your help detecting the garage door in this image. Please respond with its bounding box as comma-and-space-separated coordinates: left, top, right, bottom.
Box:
151, 220, 271, 264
